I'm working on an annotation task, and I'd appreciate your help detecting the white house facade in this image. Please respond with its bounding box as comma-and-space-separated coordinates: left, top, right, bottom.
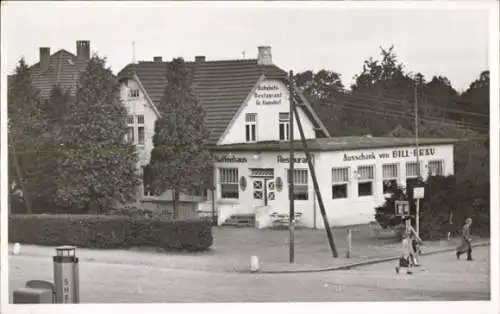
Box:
117, 46, 457, 227
209, 140, 454, 228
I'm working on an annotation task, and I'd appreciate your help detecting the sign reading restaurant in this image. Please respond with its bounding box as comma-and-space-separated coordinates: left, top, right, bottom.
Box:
343, 147, 436, 162
254, 83, 283, 106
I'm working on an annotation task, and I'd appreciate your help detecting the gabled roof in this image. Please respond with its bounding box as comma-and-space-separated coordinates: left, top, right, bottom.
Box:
117, 59, 329, 144
26, 49, 89, 98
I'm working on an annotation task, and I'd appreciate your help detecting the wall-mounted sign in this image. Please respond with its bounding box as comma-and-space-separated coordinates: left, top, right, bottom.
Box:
277, 155, 308, 163
343, 147, 436, 162
254, 83, 283, 105
395, 200, 410, 217
215, 155, 248, 163
275, 177, 283, 192
240, 177, 247, 191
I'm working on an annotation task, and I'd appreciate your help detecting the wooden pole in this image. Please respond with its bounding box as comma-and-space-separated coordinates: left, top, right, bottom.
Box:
9, 132, 33, 214
288, 70, 295, 264
416, 198, 420, 236
346, 228, 352, 258
291, 89, 338, 258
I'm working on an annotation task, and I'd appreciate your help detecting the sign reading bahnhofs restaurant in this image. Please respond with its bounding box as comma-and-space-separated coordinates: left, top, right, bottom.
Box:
343, 147, 436, 162
254, 83, 283, 105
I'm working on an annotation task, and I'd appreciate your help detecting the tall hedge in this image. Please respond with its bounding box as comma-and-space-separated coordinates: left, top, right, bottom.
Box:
9, 214, 213, 251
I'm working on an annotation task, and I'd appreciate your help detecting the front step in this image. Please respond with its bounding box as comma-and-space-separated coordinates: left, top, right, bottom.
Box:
222, 214, 256, 227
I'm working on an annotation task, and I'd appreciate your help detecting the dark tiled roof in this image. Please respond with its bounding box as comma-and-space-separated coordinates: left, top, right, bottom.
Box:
209, 136, 464, 152
10, 49, 89, 98
118, 59, 323, 144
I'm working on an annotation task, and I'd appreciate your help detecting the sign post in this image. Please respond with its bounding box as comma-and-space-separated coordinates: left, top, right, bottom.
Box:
413, 187, 425, 236
53, 246, 79, 303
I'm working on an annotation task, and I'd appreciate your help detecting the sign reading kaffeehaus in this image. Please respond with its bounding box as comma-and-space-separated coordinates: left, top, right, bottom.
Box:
215, 155, 248, 163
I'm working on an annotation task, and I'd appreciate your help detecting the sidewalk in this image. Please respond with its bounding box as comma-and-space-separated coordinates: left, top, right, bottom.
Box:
8, 225, 490, 274
258, 241, 490, 273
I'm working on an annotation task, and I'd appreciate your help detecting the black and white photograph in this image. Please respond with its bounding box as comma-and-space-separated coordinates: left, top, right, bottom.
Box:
1, 1, 498, 314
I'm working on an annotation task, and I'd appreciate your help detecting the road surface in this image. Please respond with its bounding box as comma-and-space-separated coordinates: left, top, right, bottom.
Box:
9, 245, 490, 302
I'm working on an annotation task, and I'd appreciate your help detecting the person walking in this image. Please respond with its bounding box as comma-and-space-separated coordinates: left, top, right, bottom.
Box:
446, 209, 454, 241
456, 217, 473, 260
396, 217, 423, 274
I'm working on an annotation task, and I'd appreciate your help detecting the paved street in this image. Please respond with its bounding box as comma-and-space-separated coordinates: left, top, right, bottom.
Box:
9, 245, 489, 302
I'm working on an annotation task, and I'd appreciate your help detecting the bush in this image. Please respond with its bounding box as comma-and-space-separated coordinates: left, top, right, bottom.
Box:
375, 175, 490, 240
9, 214, 213, 251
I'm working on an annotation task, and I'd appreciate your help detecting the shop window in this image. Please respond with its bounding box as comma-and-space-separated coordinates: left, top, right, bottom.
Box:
287, 169, 308, 200
279, 112, 290, 141
406, 162, 420, 188
382, 163, 399, 194
245, 113, 257, 142
219, 168, 239, 199
428, 160, 444, 176
332, 167, 349, 199
357, 165, 374, 197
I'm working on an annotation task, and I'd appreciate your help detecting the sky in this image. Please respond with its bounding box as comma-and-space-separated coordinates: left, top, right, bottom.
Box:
2, 1, 494, 92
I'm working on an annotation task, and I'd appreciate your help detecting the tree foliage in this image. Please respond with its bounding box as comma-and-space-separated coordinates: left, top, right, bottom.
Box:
375, 175, 489, 240
54, 55, 140, 213
8, 58, 44, 213
147, 57, 212, 217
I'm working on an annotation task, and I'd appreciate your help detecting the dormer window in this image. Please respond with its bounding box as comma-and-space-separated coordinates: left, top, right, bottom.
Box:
128, 89, 140, 99
245, 113, 257, 142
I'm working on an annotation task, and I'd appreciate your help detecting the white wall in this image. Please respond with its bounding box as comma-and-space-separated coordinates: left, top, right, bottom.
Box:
312, 144, 454, 228
120, 78, 158, 168
219, 79, 316, 145
213, 143, 454, 228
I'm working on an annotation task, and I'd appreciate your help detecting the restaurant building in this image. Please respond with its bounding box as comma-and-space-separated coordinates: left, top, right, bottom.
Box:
117, 46, 456, 227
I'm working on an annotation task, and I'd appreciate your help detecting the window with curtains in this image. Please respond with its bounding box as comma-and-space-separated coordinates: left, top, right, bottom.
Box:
332, 167, 349, 199
137, 114, 145, 145
125, 115, 134, 144
245, 113, 257, 142
219, 168, 239, 199
279, 112, 290, 141
287, 169, 308, 200
357, 165, 374, 196
428, 160, 444, 176
382, 163, 399, 194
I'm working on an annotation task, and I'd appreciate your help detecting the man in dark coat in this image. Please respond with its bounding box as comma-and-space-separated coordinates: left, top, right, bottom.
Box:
456, 217, 473, 260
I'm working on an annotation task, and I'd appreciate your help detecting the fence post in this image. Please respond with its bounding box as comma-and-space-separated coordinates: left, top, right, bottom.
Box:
346, 228, 352, 258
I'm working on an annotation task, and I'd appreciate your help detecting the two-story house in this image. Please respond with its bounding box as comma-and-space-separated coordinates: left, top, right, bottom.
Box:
117, 46, 457, 228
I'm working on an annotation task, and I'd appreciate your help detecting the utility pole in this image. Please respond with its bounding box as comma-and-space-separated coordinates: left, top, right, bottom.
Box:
288, 70, 295, 264
9, 132, 32, 214
414, 81, 420, 236
292, 100, 338, 258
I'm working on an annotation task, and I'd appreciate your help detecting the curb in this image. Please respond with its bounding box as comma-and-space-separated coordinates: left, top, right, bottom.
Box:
258, 242, 490, 274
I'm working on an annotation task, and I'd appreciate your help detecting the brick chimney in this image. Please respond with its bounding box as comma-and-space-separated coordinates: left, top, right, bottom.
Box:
257, 46, 272, 65
195, 56, 206, 62
153, 56, 163, 62
76, 40, 90, 60
39, 47, 50, 72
